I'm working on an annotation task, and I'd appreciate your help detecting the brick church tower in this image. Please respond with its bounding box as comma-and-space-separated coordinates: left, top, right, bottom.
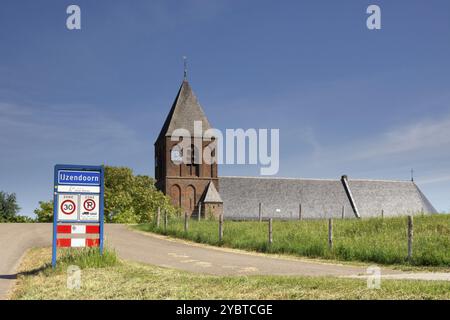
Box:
154, 80, 222, 218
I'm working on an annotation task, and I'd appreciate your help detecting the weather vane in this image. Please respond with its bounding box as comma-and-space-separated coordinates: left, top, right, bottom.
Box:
183, 56, 187, 80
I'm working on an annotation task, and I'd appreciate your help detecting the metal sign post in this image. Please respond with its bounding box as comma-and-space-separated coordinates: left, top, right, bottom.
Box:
52, 164, 105, 268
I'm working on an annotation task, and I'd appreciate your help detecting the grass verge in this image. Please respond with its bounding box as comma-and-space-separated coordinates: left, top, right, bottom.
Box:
11, 247, 450, 300
135, 214, 450, 267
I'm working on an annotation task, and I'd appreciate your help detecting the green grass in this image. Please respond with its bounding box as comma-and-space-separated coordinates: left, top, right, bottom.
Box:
135, 214, 450, 267
26, 247, 120, 277
11, 248, 450, 300
56, 247, 119, 270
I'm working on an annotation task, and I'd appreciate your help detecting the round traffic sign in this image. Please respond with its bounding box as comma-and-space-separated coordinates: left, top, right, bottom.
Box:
60, 200, 76, 215
83, 199, 96, 212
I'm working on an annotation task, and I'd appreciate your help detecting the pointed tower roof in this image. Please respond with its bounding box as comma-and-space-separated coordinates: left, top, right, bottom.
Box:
202, 181, 223, 203
157, 80, 211, 141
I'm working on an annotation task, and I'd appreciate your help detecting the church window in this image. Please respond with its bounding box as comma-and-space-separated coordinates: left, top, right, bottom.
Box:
187, 144, 200, 177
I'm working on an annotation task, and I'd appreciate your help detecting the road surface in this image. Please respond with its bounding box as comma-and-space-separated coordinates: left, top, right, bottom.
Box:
105, 224, 368, 276
0, 223, 50, 300
1, 223, 449, 299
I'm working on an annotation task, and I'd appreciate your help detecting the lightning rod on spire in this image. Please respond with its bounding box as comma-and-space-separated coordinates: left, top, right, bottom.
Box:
183, 56, 187, 80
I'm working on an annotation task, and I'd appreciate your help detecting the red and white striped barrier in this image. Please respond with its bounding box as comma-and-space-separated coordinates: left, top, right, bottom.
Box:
56, 224, 100, 248
57, 225, 99, 234
57, 238, 100, 247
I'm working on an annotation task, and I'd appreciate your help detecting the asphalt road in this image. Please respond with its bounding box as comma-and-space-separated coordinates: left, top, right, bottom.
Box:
0, 223, 51, 300
1, 223, 450, 299
105, 224, 367, 277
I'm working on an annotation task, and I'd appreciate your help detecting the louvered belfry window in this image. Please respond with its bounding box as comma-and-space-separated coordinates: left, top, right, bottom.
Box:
187, 144, 200, 177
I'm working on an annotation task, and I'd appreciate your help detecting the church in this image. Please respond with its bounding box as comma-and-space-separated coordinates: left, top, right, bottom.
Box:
155, 79, 437, 220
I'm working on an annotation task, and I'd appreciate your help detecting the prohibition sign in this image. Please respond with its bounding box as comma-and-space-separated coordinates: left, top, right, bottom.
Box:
60, 199, 76, 215
83, 198, 96, 212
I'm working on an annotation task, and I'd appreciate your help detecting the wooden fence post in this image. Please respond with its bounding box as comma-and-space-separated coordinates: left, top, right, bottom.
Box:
157, 207, 161, 228
408, 215, 413, 261
219, 214, 224, 242
299, 203, 302, 221
184, 212, 189, 232
198, 203, 202, 221
259, 203, 262, 222
328, 218, 333, 249
341, 205, 345, 219
164, 210, 168, 231
268, 218, 273, 245
381, 209, 384, 219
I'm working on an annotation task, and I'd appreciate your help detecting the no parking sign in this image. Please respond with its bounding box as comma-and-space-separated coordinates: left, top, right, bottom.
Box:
80, 194, 100, 221
52, 165, 104, 268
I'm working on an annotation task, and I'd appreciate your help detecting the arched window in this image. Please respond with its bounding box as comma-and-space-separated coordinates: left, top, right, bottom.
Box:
186, 185, 196, 212
170, 185, 182, 208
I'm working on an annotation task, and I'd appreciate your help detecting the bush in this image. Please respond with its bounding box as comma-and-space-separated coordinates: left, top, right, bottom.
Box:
34, 201, 53, 222
104, 166, 179, 223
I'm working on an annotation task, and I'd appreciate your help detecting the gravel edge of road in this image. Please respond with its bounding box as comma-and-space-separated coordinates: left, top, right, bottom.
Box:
2, 248, 32, 300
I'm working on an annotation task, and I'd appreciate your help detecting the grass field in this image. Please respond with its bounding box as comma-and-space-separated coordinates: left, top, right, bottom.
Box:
135, 214, 450, 267
11, 247, 450, 300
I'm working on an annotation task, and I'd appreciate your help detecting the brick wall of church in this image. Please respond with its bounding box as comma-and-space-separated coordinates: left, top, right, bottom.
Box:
202, 202, 223, 219
155, 137, 219, 216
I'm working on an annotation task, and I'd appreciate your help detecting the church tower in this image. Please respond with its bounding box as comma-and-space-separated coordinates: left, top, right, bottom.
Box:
154, 80, 221, 217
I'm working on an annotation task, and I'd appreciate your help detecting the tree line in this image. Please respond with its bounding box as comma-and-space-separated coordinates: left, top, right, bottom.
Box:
1, 166, 178, 223
0, 191, 34, 222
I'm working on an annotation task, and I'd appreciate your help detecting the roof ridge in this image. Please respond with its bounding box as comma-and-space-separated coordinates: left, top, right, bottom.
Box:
220, 176, 414, 183
348, 178, 412, 183
220, 176, 338, 181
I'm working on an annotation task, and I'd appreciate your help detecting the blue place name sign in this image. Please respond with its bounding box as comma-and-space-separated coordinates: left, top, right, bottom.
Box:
58, 170, 101, 186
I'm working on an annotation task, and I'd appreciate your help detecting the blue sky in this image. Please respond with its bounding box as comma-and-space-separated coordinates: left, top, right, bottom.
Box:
1, 0, 450, 216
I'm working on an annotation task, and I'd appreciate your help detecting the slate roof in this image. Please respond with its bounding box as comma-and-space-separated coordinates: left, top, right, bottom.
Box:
348, 179, 437, 218
219, 176, 437, 220
156, 80, 211, 141
202, 182, 223, 203
219, 176, 353, 220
